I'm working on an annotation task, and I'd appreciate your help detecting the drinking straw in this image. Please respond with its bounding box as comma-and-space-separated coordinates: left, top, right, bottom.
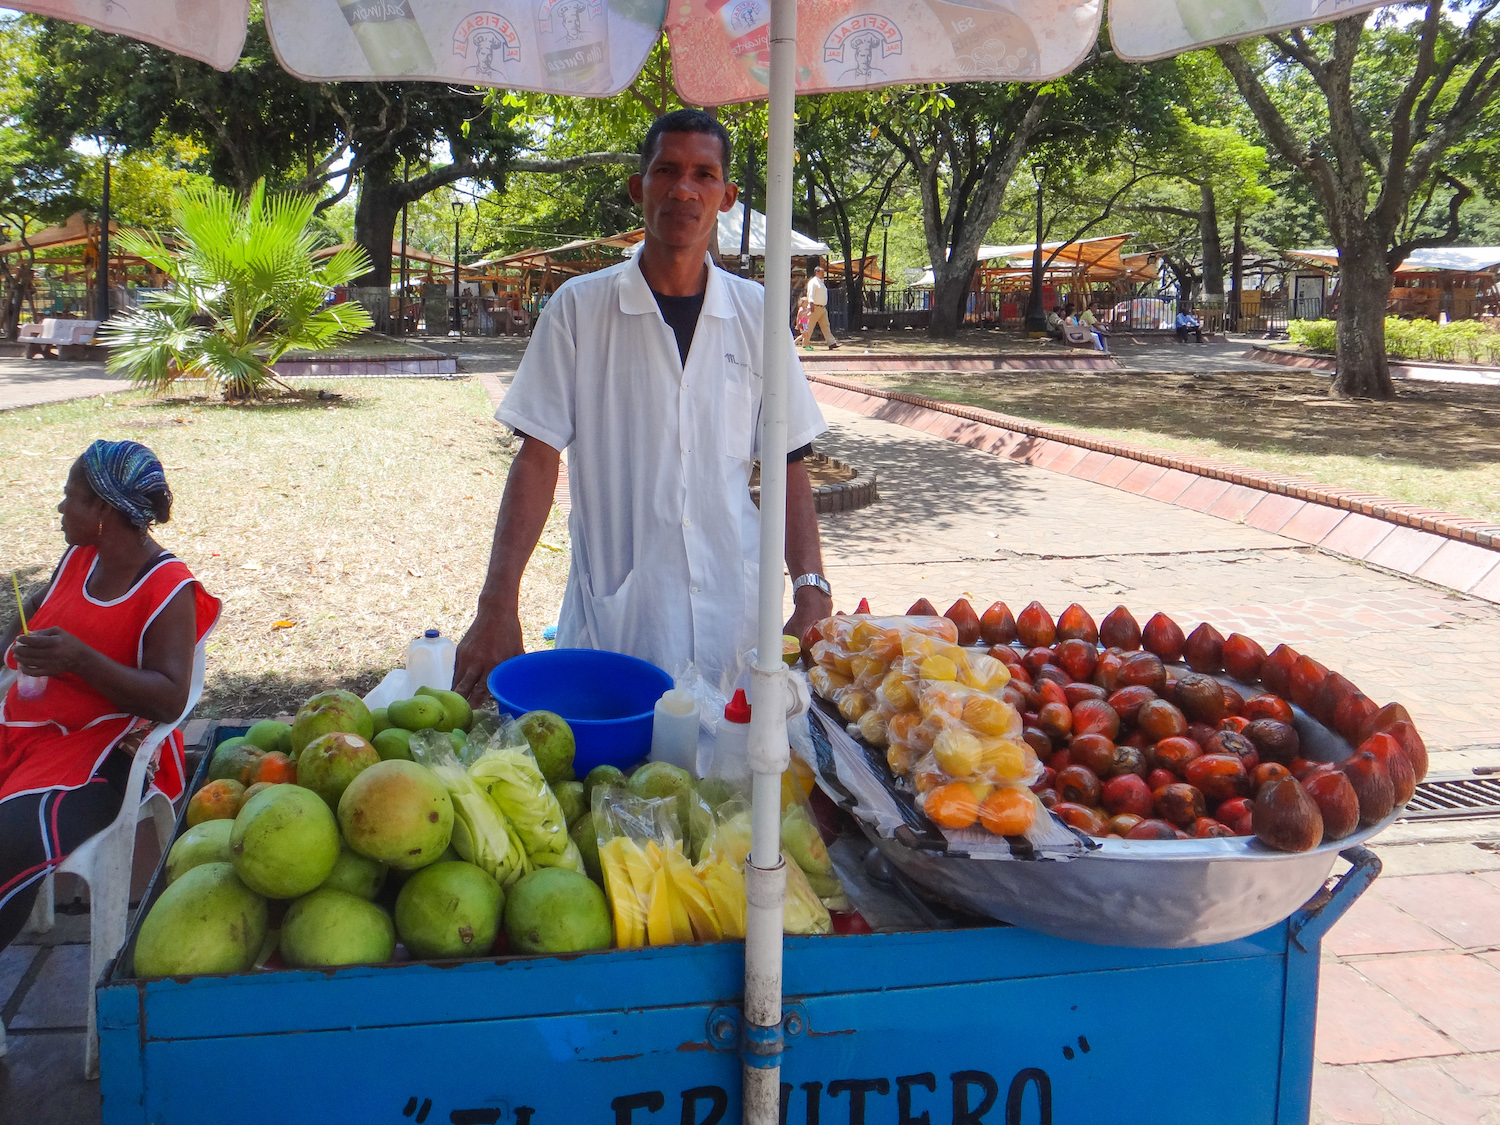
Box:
10, 572, 28, 634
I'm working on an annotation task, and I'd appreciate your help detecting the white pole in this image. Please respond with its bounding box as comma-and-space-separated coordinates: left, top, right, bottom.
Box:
742, 0, 796, 1117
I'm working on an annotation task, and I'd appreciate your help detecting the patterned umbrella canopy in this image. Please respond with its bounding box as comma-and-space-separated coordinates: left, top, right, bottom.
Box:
12, 1, 1387, 103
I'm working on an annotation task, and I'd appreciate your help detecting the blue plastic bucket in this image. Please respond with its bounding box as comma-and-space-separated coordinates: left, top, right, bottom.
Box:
487, 648, 674, 774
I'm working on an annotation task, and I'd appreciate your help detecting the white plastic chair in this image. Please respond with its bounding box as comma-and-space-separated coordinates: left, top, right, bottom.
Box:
12, 641, 206, 1077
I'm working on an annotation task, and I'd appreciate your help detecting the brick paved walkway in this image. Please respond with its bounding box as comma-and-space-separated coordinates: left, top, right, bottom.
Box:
806, 400, 1500, 1124
5, 345, 1499, 1125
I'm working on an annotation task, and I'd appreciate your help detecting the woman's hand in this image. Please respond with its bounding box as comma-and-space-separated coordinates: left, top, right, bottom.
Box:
11, 627, 96, 678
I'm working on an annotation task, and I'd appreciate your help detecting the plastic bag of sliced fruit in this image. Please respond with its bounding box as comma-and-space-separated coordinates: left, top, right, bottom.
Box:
805, 595, 1425, 855
804, 610, 1091, 860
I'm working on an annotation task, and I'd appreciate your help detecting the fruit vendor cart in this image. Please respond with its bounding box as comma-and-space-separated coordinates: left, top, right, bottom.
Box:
96, 723, 1380, 1125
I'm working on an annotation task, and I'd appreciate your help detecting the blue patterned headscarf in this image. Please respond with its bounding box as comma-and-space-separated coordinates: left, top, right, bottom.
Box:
81, 440, 170, 528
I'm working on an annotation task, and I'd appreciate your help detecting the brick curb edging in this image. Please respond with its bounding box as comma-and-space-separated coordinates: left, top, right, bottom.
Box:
807, 373, 1500, 603
1246, 344, 1500, 383
751, 452, 878, 514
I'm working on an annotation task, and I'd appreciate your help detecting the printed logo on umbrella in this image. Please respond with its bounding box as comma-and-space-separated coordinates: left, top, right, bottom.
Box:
452, 11, 523, 79
823, 14, 903, 82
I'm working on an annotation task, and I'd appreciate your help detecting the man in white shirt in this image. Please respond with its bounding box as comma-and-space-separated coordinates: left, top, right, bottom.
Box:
799, 266, 840, 350
452, 110, 834, 699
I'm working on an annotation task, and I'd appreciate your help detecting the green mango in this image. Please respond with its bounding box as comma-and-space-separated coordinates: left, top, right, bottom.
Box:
370, 707, 392, 735
373, 728, 414, 761
387, 696, 445, 732
415, 686, 475, 733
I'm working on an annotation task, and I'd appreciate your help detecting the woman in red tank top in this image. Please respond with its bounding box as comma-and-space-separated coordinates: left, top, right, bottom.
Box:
0, 440, 219, 951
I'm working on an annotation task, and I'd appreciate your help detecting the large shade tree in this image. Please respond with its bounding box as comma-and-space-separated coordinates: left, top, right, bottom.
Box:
1217, 1, 1500, 398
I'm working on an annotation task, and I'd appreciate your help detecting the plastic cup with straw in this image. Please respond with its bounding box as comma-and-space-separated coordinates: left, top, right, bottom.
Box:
11, 572, 46, 700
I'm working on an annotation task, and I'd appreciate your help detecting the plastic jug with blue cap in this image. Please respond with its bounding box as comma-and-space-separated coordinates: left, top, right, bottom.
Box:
405, 629, 456, 692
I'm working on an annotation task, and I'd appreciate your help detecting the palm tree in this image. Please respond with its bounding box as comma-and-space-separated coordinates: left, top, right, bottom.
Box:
104, 180, 373, 397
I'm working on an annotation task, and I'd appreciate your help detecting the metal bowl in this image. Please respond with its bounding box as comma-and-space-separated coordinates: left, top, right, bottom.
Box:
864, 667, 1398, 948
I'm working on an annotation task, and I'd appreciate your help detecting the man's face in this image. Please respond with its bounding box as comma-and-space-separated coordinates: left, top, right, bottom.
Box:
629, 131, 738, 255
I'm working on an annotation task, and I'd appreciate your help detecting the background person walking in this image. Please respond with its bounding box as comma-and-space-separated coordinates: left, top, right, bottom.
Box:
799, 266, 840, 350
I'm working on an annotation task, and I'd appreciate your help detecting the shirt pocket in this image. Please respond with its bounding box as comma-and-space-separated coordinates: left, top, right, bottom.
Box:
720, 380, 756, 464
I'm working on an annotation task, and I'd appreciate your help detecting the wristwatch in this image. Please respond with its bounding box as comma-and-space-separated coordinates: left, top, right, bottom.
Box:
791, 573, 832, 598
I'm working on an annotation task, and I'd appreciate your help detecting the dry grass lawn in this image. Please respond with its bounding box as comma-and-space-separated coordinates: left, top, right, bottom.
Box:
860, 368, 1500, 524
0, 379, 570, 717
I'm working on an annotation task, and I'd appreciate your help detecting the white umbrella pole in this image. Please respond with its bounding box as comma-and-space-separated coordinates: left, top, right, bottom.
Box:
742, 0, 796, 1117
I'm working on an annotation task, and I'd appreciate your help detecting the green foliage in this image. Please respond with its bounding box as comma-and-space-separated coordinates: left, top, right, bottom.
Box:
1290, 317, 1500, 364
103, 181, 373, 397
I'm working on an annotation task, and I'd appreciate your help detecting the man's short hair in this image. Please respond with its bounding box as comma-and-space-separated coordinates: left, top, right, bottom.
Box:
641, 109, 733, 177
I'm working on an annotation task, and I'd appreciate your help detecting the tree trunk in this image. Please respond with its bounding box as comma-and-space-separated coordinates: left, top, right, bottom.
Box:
1331, 237, 1394, 398
929, 267, 975, 337
1199, 182, 1224, 299
1230, 206, 1245, 330
353, 175, 402, 290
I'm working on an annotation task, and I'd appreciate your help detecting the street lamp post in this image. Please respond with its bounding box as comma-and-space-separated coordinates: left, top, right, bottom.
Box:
96, 138, 115, 323
878, 209, 898, 314
450, 199, 463, 338
1024, 163, 1048, 335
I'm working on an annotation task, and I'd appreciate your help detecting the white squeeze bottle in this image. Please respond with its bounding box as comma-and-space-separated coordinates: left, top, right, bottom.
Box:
405, 629, 456, 692
650, 688, 700, 771
711, 689, 753, 781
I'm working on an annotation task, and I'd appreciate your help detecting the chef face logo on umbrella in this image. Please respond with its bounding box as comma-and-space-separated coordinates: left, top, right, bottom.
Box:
452, 11, 522, 79
538, 0, 602, 39
823, 14, 903, 83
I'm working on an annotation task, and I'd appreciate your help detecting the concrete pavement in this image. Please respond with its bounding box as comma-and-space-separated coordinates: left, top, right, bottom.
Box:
807, 400, 1500, 1124
4, 342, 1500, 1125
0, 357, 129, 412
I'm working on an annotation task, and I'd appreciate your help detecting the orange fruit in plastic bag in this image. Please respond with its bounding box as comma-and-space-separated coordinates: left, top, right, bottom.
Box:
908, 720, 937, 755
980, 738, 1031, 781
933, 728, 983, 778
958, 653, 1011, 694
837, 690, 874, 723
962, 695, 1018, 737
886, 743, 920, 776
918, 654, 958, 682
919, 684, 964, 722
925, 782, 980, 829
880, 669, 917, 712
913, 760, 946, 793
856, 711, 888, 747
887, 711, 922, 745
867, 628, 904, 665
979, 788, 1037, 836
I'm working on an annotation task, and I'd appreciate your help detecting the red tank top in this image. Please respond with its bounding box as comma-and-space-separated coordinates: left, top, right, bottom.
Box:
1, 546, 220, 801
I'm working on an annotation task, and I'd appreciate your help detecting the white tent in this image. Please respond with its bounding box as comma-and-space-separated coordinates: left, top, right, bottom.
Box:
1293, 246, 1500, 275
625, 208, 829, 259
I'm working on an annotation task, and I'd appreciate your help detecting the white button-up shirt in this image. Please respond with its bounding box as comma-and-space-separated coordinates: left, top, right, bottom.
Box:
806, 275, 828, 307
497, 253, 827, 691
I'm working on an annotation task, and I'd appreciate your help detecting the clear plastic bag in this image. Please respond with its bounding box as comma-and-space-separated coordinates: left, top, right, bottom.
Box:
594, 787, 722, 947
809, 614, 1044, 841
408, 730, 527, 887
468, 718, 585, 875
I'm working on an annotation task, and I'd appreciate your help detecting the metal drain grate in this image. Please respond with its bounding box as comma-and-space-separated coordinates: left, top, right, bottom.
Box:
1404, 774, 1500, 822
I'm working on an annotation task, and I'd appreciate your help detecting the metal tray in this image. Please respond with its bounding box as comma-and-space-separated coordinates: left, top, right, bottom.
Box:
813, 663, 1400, 948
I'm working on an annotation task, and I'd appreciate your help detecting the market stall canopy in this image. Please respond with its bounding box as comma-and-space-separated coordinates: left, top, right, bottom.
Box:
8, 0, 1394, 105
470, 231, 646, 276
624, 209, 828, 258
313, 240, 457, 270
1292, 246, 1500, 276
915, 233, 1146, 286
0, 211, 123, 256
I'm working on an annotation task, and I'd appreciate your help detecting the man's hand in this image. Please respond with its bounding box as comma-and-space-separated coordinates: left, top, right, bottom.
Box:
11, 627, 94, 678
453, 609, 525, 706
784, 588, 833, 654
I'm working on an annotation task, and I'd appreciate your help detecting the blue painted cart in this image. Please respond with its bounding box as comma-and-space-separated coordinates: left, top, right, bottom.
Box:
97, 737, 1378, 1125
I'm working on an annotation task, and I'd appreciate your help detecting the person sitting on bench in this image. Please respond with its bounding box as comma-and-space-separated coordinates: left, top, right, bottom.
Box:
1045, 304, 1065, 340
1175, 309, 1204, 343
